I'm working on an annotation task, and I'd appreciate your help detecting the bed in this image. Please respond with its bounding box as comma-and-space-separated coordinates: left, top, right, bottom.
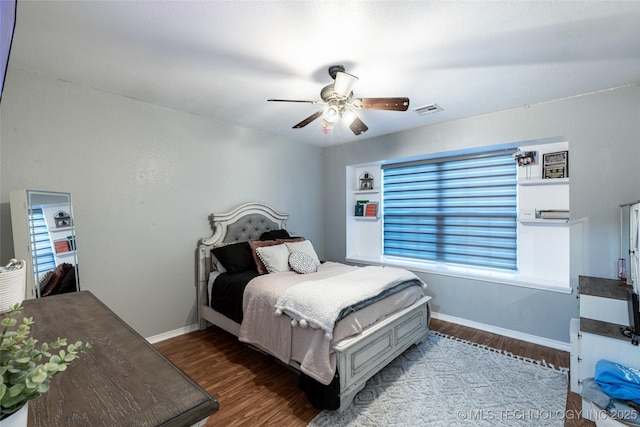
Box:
196, 202, 431, 411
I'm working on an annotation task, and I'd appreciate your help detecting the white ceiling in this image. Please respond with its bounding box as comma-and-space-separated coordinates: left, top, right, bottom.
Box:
9, 1, 640, 146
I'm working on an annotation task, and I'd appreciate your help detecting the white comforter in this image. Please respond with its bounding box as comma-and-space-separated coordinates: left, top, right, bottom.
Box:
238, 262, 426, 385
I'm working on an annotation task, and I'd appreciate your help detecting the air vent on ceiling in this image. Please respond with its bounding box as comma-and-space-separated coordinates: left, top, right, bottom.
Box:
413, 103, 443, 115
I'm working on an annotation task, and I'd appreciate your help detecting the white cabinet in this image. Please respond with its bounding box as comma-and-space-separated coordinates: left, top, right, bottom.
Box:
571, 275, 639, 422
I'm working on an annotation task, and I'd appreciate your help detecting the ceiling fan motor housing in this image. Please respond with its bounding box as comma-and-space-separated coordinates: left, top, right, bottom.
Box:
328, 65, 346, 79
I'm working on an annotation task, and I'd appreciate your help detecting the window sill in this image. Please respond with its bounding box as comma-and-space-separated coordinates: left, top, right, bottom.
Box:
344, 255, 573, 294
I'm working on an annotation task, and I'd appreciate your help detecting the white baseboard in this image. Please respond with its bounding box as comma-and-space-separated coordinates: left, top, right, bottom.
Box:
146, 323, 200, 344
431, 311, 570, 352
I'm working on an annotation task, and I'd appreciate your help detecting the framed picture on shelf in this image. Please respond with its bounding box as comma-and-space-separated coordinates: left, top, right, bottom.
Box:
542, 150, 569, 179
359, 171, 374, 190
54, 210, 72, 228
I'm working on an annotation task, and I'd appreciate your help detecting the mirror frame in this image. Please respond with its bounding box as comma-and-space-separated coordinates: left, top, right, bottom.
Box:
10, 189, 80, 298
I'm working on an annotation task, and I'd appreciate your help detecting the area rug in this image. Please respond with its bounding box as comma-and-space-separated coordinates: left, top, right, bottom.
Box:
308, 331, 568, 426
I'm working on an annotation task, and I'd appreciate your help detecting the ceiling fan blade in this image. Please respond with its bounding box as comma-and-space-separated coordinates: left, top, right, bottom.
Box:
358, 97, 410, 111
333, 72, 359, 98
349, 117, 369, 135
268, 99, 318, 104
293, 110, 323, 129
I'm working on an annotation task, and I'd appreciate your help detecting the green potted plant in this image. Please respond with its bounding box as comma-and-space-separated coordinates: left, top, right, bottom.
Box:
0, 303, 91, 425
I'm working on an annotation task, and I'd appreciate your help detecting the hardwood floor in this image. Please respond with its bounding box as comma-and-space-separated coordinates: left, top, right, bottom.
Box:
154, 318, 595, 426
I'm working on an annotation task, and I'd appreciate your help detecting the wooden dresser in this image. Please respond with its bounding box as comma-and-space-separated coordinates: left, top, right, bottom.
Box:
20, 291, 219, 426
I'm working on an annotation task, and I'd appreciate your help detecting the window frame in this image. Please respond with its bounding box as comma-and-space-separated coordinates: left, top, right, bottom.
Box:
345, 139, 571, 294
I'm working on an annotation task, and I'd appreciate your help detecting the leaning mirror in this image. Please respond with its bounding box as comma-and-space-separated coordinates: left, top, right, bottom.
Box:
9, 189, 80, 298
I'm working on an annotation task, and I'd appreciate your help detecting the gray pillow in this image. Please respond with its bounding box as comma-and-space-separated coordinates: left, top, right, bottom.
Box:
289, 251, 317, 274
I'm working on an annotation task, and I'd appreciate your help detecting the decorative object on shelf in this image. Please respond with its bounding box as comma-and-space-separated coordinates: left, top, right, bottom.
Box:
542, 150, 569, 179
364, 202, 379, 218
513, 150, 537, 166
0, 303, 91, 422
0, 259, 26, 313
536, 209, 570, 220
618, 258, 628, 281
359, 171, 374, 190
67, 235, 76, 250
54, 210, 72, 228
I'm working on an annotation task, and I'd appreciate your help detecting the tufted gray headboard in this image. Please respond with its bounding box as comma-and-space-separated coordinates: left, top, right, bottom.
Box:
197, 203, 289, 335
219, 213, 280, 244
201, 202, 289, 247
197, 203, 290, 321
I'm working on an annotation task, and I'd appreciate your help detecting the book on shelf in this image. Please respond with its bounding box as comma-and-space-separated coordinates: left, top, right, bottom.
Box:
364, 202, 379, 218
537, 210, 569, 219
54, 240, 70, 253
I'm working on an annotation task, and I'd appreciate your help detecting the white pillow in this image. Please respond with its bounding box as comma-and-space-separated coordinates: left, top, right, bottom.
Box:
256, 244, 291, 273
285, 240, 320, 266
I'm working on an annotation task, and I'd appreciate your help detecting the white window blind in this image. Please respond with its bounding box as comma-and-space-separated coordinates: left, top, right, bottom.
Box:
382, 150, 518, 271
29, 208, 55, 279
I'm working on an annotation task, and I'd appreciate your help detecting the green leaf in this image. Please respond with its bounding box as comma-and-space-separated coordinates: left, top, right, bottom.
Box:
44, 362, 59, 372
37, 381, 50, 394
8, 383, 25, 397
0, 318, 17, 328
30, 366, 48, 384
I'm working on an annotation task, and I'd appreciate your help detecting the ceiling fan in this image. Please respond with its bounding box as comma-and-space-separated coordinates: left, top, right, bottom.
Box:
268, 65, 410, 136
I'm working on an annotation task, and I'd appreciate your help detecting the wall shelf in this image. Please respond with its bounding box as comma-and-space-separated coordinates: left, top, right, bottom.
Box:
518, 178, 569, 186
56, 250, 77, 258
518, 218, 569, 225
353, 189, 380, 195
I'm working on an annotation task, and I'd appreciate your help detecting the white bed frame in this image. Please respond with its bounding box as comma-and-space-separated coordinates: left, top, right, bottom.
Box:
197, 202, 431, 410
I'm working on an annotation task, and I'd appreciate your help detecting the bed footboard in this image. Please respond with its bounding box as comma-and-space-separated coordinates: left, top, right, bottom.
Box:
333, 296, 431, 411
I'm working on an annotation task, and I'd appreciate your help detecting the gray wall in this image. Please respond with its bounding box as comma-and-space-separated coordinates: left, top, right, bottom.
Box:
0, 68, 324, 338
3, 65, 639, 344
324, 84, 640, 343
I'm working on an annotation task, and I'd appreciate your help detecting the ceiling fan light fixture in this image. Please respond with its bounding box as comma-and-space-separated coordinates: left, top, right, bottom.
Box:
342, 108, 357, 125
323, 104, 340, 123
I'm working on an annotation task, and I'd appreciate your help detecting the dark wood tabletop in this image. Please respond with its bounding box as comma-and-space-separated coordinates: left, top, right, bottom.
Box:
20, 291, 218, 426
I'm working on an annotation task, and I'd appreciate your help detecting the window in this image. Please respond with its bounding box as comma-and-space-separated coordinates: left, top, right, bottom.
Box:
382, 150, 517, 271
